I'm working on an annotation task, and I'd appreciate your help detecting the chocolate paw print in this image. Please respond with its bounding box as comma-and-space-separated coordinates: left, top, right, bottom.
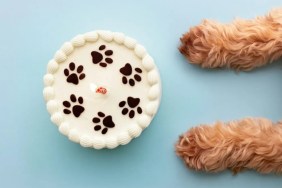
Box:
119, 97, 142, 118
92, 112, 115, 134
64, 62, 85, 85
120, 63, 142, 86
63, 94, 85, 118
91, 45, 113, 67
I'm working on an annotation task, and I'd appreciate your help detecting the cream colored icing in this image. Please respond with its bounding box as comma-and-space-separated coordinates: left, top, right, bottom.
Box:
43, 30, 161, 149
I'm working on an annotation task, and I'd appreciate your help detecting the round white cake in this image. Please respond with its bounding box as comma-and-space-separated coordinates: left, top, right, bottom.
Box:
43, 30, 161, 149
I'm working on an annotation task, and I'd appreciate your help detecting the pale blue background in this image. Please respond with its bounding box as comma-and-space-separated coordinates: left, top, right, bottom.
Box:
1, 0, 282, 187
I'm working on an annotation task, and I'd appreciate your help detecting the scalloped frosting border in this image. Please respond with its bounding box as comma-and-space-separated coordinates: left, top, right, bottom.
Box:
43, 30, 162, 149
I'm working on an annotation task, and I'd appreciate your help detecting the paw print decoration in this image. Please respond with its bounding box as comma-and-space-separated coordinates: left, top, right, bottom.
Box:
120, 63, 142, 86
91, 45, 113, 67
64, 62, 85, 85
119, 97, 142, 118
92, 112, 115, 134
62, 94, 85, 118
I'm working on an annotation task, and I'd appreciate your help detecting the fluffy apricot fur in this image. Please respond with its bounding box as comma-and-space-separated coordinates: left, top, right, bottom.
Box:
179, 9, 282, 71
176, 118, 282, 174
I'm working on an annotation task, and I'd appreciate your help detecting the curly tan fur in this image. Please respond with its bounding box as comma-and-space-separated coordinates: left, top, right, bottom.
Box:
179, 9, 282, 71
176, 118, 282, 174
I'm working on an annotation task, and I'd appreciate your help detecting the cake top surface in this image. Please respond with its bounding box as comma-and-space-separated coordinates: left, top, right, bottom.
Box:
43, 30, 161, 149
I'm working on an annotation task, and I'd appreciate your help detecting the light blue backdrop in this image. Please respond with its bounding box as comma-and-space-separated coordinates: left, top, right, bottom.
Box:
1, 0, 282, 187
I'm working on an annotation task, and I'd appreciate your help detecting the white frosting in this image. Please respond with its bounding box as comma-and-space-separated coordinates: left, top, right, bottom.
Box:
137, 115, 152, 129
46, 100, 59, 114
114, 32, 125, 44
142, 55, 155, 71
59, 122, 70, 135
134, 44, 147, 58
68, 129, 80, 143
117, 132, 131, 145
148, 70, 159, 85
97, 30, 113, 42
54, 51, 67, 63
71, 35, 85, 47
124, 37, 137, 49
43, 74, 54, 86
84, 32, 99, 42
61, 42, 74, 55
80, 135, 93, 147
51, 112, 64, 126
47, 60, 59, 74
43, 30, 161, 149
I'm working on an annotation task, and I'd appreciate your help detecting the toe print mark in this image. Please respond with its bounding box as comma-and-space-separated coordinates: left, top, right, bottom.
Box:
120, 63, 142, 86
62, 94, 85, 117
91, 45, 113, 67
92, 112, 115, 135
119, 97, 142, 118
64, 62, 86, 85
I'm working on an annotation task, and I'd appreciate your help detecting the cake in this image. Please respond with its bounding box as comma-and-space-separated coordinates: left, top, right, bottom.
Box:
43, 30, 161, 149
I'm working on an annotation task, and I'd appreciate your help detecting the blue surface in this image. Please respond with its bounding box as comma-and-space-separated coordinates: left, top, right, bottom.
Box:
1, 0, 282, 187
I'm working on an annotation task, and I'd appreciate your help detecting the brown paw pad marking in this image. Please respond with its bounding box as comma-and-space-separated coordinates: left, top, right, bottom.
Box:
64, 62, 85, 85
119, 97, 142, 118
120, 63, 142, 86
92, 112, 115, 134
91, 45, 113, 67
63, 94, 85, 118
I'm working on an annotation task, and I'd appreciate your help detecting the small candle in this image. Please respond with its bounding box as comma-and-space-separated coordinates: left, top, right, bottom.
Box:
90, 83, 107, 95
96, 87, 107, 94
